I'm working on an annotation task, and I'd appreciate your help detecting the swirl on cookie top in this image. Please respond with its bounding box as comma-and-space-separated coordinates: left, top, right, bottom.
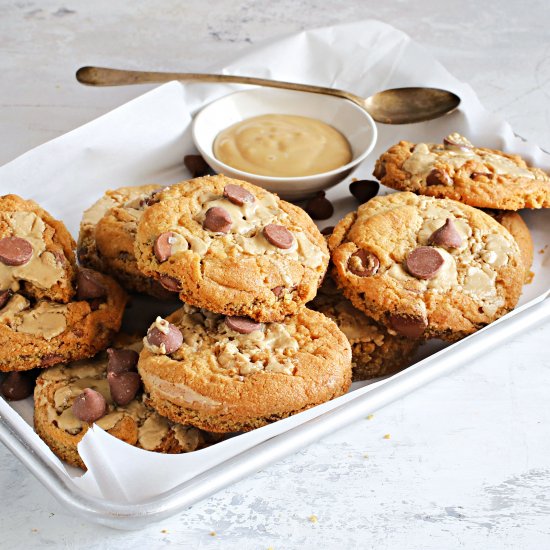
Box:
143, 305, 300, 377
381, 198, 516, 316
401, 132, 544, 185
0, 211, 67, 293
0, 293, 69, 340
36, 345, 204, 452
150, 180, 326, 270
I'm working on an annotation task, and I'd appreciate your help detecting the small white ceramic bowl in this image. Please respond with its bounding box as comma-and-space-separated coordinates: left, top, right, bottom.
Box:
192, 88, 377, 200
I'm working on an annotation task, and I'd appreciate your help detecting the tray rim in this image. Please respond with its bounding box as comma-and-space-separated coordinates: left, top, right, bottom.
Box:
1, 293, 549, 530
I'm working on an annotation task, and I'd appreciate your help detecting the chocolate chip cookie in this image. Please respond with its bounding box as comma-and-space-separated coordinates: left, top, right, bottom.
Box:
134, 175, 329, 322
0, 269, 127, 372
373, 133, 550, 210
78, 184, 173, 299
329, 192, 524, 340
34, 343, 211, 469
1, 194, 77, 303
137, 304, 352, 432
310, 276, 419, 380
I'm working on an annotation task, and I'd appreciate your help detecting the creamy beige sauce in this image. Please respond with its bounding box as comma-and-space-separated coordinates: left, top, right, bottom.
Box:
213, 114, 352, 177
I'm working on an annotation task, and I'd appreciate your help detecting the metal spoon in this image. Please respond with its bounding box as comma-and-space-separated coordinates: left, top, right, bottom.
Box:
76, 66, 461, 125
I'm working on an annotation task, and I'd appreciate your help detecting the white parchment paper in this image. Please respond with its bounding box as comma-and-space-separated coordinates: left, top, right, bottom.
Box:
1, 19, 549, 503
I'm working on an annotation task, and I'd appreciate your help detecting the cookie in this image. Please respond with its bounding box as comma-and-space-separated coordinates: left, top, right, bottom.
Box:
134, 175, 329, 322
373, 133, 550, 210
310, 276, 419, 380
0, 269, 127, 372
486, 210, 534, 282
78, 185, 173, 299
137, 305, 352, 432
34, 343, 211, 469
0, 194, 77, 303
329, 192, 524, 340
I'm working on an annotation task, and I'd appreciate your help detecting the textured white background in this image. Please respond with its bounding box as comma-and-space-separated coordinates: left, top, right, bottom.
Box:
1, 1, 550, 548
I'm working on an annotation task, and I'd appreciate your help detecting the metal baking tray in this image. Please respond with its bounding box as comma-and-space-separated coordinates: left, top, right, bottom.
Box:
1, 295, 549, 530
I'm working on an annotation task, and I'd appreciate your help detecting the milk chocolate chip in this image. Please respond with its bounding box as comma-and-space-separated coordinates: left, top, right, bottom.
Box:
0, 290, 10, 309
271, 285, 285, 297
76, 269, 106, 300
204, 207, 232, 233
320, 226, 334, 236
0, 371, 35, 401
108, 371, 141, 406
0, 237, 33, 266
107, 348, 139, 374
305, 191, 334, 220
389, 314, 427, 338
426, 169, 452, 186
158, 274, 181, 292
443, 134, 473, 152
349, 180, 379, 204
348, 249, 380, 277
184, 154, 212, 177
263, 224, 294, 249
428, 218, 463, 248
225, 316, 263, 334
72, 388, 107, 423
147, 322, 183, 354
373, 161, 386, 180
223, 184, 255, 206
154, 232, 176, 263
405, 247, 444, 279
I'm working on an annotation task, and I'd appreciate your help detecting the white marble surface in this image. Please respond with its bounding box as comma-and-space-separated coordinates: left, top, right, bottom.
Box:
1, 1, 550, 548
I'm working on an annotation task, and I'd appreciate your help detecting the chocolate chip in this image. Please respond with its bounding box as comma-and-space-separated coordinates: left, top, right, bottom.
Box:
0, 290, 11, 309
223, 184, 255, 206
158, 274, 181, 292
271, 286, 285, 297
143, 187, 165, 207
349, 180, 379, 204
203, 207, 232, 233
76, 269, 106, 300
225, 316, 263, 334
107, 371, 141, 406
347, 249, 380, 277
147, 322, 183, 354
443, 135, 473, 151
0, 237, 33, 266
40, 354, 64, 368
0, 372, 35, 401
320, 226, 334, 236
263, 224, 294, 249
405, 247, 444, 279
304, 192, 334, 220
107, 348, 139, 375
184, 154, 213, 178
154, 232, 176, 263
72, 388, 107, 423
471, 171, 492, 179
389, 314, 427, 338
373, 161, 386, 180
426, 169, 452, 186
428, 218, 463, 248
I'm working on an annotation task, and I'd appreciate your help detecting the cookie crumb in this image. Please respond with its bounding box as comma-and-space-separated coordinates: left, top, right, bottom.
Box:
308, 514, 318, 523
363, 453, 369, 459
383, 433, 391, 439
161, 529, 169, 534
366, 414, 374, 420
525, 270, 534, 284
31, 528, 38, 533
210, 531, 217, 537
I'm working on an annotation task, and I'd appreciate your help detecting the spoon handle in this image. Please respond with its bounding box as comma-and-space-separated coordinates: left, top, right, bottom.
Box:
76, 66, 367, 110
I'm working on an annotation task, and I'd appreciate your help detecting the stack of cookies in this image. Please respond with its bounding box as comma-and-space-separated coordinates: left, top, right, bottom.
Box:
80, 175, 353, 433
1, 130, 546, 469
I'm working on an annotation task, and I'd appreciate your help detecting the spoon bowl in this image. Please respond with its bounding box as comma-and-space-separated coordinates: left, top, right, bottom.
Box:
76, 66, 461, 125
